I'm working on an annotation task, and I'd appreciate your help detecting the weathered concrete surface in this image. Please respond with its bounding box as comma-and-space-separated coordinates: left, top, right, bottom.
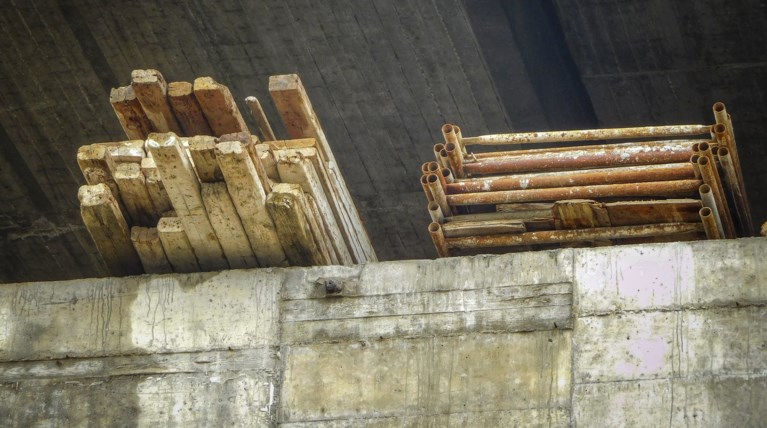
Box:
0, 239, 765, 426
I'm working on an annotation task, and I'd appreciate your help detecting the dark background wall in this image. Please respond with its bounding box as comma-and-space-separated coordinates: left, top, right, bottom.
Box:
1, 0, 765, 282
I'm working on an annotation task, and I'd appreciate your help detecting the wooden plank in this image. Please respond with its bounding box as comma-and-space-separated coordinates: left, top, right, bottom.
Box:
146, 132, 229, 271
78, 183, 143, 276
200, 182, 259, 269
130, 226, 172, 274
255, 143, 280, 182
76, 144, 128, 219
442, 219, 527, 238
274, 147, 354, 265
303, 193, 338, 265
193, 77, 249, 136
269, 138, 367, 263
496, 203, 555, 219
215, 140, 287, 267
245, 95, 276, 141
605, 199, 702, 226
157, 217, 200, 273
268, 76, 376, 262
553, 199, 611, 229
131, 69, 183, 134
167, 81, 213, 136
220, 132, 271, 193
140, 157, 173, 216
266, 183, 325, 266
110, 85, 153, 140
104, 140, 146, 172
113, 162, 157, 226
188, 135, 223, 182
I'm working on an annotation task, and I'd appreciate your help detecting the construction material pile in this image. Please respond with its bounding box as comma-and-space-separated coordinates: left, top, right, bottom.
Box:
77, 69, 375, 276
423, 103, 754, 257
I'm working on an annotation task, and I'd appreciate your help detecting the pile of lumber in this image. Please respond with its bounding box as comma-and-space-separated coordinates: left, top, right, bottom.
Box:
78, 69, 375, 276
424, 102, 754, 257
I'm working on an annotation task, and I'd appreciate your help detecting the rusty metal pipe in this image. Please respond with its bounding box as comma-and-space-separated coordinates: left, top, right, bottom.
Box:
462, 125, 712, 146
446, 142, 465, 178
441, 168, 454, 184
434, 144, 448, 168
446, 222, 704, 249
718, 147, 754, 236
427, 173, 451, 216
464, 142, 694, 176
428, 202, 444, 224
447, 179, 701, 206
448, 163, 694, 194
429, 222, 450, 257
421, 162, 431, 174
697, 156, 735, 238
472, 139, 705, 160
439, 149, 450, 171
690, 154, 701, 179
699, 207, 722, 240
699, 184, 724, 237
421, 174, 434, 202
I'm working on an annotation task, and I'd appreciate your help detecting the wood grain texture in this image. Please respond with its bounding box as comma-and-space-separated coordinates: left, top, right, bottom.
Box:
110, 86, 153, 140
146, 132, 229, 271
130, 226, 172, 274
157, 216, 200, 273
131, 69, 183, 134
167, 81, 213, 136
113, 162, 157, 226
215, 140, 287, 267
201, 182, 259, 269
188, 135, 223, 182
78, 184, 142, 276
266, 183, 326, 266
193, 76, 249, 136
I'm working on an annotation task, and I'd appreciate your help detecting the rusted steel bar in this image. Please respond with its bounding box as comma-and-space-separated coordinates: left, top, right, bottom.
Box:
446, 222, 704, 249
421, 162, 430, 174
698, 141, 713, 160
472, 139, 706, 160
462, 125, 712, 146
441, 168, 454, 184
447, 179, 701, 206
699, 184, 724, 237
690, 154, 701, 179
697, 156, 736, 238
428, 202, 444, 224
714, 121, 751, 235
446, 142, 465, 178
444, 210, 551, 223
429, 222, 450, 257
699, 207, 722, 239
427, 173, 451, 216
718, 147, 754, 235
454, 125, 466, 154
464, 141, 694, 175
421, 174, 434, 202
448, 163, 694, 194
439, 149, 450, 170
434, 144, 447, 168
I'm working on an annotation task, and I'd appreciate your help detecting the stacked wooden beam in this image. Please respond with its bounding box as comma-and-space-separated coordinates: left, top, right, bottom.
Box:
79, 70, 375, 276
424, 103, 754, 257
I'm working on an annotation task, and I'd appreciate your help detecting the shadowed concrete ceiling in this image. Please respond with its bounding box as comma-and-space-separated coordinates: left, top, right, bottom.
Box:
1, 0, 765, 283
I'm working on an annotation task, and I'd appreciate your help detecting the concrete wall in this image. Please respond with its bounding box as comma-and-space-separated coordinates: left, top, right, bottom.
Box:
1, 238, 765, 426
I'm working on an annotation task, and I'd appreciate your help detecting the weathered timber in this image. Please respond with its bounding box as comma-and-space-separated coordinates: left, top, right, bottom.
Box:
274, 147, 353, 265
188, 135, 223, 182
245, 96, 276, 141
220, 132, 271, 193
266, 183, 326, 266
605, 199, 702, 226
157, 217, 200, 273
447, 223, 705, 249
496, 202, 554, 219
110, 85, 153, 140
147, 133, 229, 270
269, 75, 376, 263
130, 226, 172, 274
200, 182, 259, 269
140, 157, 173, 216
255, 143, 280, 182
78, 184, 142, 276
448, 180, 702, 206
553, 199, 611, 230
303, 193, 337, 265
442, 219, 526, 238
113, 162, 157, 226
215, 140, 287, 267
167, 81, 213, 136
131, 69, 182, 134
193, 77, 249, 136
103, 140, 146, 172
